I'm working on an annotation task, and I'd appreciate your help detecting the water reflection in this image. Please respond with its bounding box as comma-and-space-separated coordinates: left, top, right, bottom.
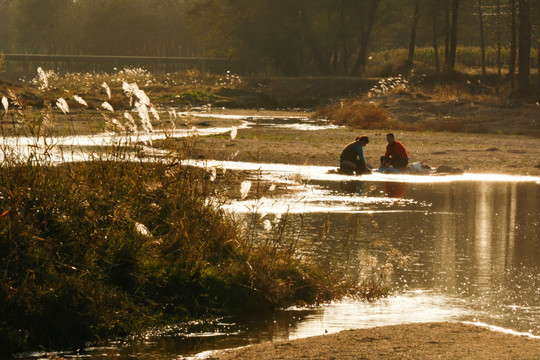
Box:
384, 182, 408, 198
226, 179, 540, 338
338, 180, 408, 198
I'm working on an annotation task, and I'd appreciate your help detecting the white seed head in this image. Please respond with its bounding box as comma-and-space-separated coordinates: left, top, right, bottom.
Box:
1, 96, 8, 112
73, 95, 88, 107
240, 181, 252, 200
56, 98, 70, 114
101, 102, 114, 112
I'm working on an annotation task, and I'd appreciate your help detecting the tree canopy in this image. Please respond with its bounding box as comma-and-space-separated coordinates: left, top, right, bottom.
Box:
0, 0, 538, 82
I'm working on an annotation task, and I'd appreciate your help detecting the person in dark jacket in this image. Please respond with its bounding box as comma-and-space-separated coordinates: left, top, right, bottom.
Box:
380, 133, 408, 169
340, 135, 371, 175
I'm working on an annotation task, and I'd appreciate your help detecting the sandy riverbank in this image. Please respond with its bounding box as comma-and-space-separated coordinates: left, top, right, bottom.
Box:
204, 322, 540, 360
163, 115, 540, 177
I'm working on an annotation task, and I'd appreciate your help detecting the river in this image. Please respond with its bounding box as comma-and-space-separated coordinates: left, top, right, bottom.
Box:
12, 112, 540, 359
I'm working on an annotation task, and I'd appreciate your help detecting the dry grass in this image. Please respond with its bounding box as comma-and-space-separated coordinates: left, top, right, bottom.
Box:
1, 71, 398, 355
315, 97, 395, 129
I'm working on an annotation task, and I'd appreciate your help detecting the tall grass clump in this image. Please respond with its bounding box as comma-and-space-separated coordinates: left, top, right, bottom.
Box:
314, 75, 412, 129
0, 71, 393, 356
315, 98, 394, 129
0, 151, 391, 356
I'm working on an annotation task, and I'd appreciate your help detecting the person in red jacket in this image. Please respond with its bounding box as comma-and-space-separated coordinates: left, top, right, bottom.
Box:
380, 133, 408, 169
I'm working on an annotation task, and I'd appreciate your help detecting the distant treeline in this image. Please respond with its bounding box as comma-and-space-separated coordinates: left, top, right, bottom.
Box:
0, 1, 538, 86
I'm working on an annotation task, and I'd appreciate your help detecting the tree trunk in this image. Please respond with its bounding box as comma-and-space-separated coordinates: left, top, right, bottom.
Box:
407, 0, 421, 67
351, 0, 381, 75
340, 0, 349, 74
477, 0, 487, 82
445, 0, 459, 73
509, 0, 517, 94
432, 1, 441, 76
496, 0, 502, 81
517, 0, 531, 95
444, 3, 450, 64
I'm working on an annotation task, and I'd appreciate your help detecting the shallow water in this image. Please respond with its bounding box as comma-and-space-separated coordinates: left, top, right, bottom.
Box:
11, 113, 540, 359
0, 112, 335, 163
220, 169, 540, 338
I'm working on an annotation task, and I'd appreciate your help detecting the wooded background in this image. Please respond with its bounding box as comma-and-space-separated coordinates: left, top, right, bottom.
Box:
0, 0, 538, 92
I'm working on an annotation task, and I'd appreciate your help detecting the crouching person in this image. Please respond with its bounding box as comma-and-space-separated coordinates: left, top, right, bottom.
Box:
380, 133, 408, 169
340, 135, 371, 175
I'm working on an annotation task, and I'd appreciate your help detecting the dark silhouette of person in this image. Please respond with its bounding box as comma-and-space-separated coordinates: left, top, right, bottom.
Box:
340, 135, 371, 175
380, 133, 408, 169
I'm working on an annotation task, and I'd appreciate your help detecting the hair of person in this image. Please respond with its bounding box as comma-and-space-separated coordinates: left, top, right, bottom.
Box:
356, 135, 369, 143
387, 133, 395, 138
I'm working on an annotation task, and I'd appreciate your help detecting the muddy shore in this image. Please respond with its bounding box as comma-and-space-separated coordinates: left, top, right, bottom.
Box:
205, 322, 540, 360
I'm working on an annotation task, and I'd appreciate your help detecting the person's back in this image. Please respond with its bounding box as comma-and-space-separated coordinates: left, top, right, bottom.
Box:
340, 136, 371, 175
340, 141, 362, 162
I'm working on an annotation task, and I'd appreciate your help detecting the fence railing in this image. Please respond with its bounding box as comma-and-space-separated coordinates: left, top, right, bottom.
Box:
1, 54, 244, 80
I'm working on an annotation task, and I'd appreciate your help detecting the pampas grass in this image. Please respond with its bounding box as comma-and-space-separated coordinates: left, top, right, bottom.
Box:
240, 180, 252, 200
72, 95, 88, 107
101, 101, 114, 112
1, 96, 8, 113
102, 81, 111, 99
55, 98, 70, 114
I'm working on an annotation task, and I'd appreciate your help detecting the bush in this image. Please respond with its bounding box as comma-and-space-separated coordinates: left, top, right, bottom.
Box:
0, 159, 390, 355
315, 98, 394, 129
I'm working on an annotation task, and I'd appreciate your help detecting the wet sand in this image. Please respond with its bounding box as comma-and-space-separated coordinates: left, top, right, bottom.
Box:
206, 322, 540, 360
177, 117, 540, 178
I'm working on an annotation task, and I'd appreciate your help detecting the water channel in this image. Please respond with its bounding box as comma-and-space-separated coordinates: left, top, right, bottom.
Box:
12, 112, 540, 359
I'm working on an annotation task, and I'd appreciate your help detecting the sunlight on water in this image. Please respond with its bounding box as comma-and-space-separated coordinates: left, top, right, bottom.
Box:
222, 185, 418, 214
462, 322, 540, 339
287, 291, 473, 340
0, 113, 341, 163
177, 111, 340, 130
187, 159, 540, 184
223, 198, 419, 214
0, 129, 234, 163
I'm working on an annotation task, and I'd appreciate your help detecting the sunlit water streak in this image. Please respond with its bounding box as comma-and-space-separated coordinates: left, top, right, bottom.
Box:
177, 111, 340, 130
1, 113, 339, 163
0, 125, 247, 162
243, 117, 340, 131
186, 159, 540, 184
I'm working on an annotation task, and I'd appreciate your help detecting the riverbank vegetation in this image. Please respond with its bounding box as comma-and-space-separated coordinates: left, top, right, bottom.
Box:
0, 78, 398, 357
313, 73, 540, 135
1, 158, 391, 355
